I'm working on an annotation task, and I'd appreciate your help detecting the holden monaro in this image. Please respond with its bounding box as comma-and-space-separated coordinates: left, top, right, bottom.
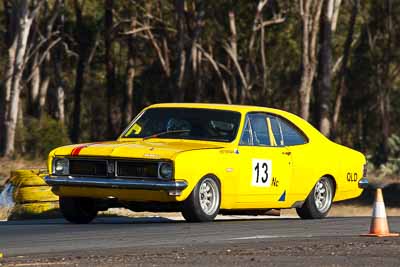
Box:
45, 103, 368, 223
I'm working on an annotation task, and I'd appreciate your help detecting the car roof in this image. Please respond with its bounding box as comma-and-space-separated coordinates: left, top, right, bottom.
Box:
149, 103, 283, 114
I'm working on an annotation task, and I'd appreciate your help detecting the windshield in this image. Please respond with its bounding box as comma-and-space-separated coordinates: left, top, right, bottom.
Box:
123, 108, 241, 142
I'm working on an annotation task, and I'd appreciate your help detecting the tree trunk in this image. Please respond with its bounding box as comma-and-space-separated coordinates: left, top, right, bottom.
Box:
317, 0, 335, 136
53, 0, 65, 125
122, 38, 135, 127
1, 0, 14, 153
53, 43, 66, 124
260, 16, 268, 100
226, 7, 241, 104
298, 0, 323, 121
191, 0, 205, 102
55, 84, 65, 124
38, 64, 50, 117
377, 0, 393, 164
29, 53, 41, 116
105, 0, 117, 138
71, 52, 85, 143
331, 0, 359, 138
70, 0, 86, 143
378, 91, 390, 163
174, 0, 186, 102
2, 0, 40, 157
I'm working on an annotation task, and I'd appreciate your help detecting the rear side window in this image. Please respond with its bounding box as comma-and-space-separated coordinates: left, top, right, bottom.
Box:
278, 118, 307, 146
240, 112, 307, 147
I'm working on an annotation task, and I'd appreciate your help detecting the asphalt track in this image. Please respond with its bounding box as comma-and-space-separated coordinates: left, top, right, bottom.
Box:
1, 216, 400, 266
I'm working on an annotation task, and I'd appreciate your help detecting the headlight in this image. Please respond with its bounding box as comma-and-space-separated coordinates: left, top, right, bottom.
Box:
53, 158, 69, 175
159, 162, 173, 180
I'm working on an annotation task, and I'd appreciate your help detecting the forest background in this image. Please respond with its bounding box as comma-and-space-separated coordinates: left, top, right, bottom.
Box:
0, 0, 399, 180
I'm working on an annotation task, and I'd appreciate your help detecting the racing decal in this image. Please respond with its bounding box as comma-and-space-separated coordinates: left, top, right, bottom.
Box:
271, 177, 279, 187
346, 172, 358, 182
70, 143, 94, 156
125, 123, 142, 136
252, 159, 272, 187
278, 190, 286, 201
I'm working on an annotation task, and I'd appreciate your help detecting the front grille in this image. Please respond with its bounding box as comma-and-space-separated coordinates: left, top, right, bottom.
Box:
67, 158, 162, 179
117, 161, 159, 178
69, 159, 107, 176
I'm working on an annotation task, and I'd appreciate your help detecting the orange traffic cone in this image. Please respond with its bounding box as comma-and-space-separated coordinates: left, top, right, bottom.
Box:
361, 188, 399, 237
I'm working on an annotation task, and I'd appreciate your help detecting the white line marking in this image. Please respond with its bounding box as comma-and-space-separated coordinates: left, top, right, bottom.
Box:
228, 234, 313, 240
230, 235, 288, 240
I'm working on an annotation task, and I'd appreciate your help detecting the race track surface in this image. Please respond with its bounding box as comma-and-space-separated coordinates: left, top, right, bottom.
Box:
1, 216, 400, 266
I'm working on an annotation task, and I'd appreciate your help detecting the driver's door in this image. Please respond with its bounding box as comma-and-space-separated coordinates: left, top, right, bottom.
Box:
236, 113, 292, 208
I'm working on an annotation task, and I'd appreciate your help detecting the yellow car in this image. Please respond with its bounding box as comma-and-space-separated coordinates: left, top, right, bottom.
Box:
45, 103, 368, 223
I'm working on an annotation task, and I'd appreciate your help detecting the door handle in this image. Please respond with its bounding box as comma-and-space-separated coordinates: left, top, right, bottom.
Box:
282, 151, 291, 156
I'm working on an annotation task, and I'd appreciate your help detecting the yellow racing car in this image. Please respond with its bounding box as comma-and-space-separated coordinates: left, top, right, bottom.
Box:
45, 103, 368, 223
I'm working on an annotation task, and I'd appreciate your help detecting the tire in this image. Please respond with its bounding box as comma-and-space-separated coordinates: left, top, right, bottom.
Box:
59, 197, 98, 224
182, 175, 221, 222
296, 176, 334, 219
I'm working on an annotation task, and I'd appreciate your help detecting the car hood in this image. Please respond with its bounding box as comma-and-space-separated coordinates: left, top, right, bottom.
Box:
53, 140, 224, 160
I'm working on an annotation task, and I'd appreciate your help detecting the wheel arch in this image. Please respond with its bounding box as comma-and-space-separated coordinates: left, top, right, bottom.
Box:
201, 173, 221, 188
185, 173, 222, 199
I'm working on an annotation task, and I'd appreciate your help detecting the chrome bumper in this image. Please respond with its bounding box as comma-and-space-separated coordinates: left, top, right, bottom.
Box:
358, 178, 369, 189
45, 176, 188, 191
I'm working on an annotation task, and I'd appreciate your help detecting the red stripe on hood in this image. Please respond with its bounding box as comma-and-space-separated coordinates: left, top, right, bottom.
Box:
70, 143, 94, 156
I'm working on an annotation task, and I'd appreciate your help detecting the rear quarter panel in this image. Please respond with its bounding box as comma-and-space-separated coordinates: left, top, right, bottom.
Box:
277, 110, 365, 204
329, 143, 366, 202
291, 140, 365, 203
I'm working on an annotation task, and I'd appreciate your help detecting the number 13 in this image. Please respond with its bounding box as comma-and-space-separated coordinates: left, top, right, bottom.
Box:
254, 162, 268, 183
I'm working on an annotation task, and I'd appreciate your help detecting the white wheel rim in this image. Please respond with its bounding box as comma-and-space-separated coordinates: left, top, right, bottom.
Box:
199, 178, 219, 215
314, 178, 332, 213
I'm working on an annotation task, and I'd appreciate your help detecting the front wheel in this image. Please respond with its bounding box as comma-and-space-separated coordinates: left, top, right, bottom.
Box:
59, 197, 98, 224
296, 177, 334, 219
182, 176, 221, 222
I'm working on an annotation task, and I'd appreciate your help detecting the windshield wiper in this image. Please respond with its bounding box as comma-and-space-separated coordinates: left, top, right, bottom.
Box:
142, 129, 190, 140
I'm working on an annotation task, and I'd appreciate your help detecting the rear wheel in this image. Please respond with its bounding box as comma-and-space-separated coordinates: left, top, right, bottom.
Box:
59, 197, 98, 224
182, 176, 221, 222
296, 177, 334, 219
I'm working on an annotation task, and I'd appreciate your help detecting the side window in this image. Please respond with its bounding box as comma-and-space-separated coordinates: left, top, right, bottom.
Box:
240, 114, 270, 146
279, 118, 307, 146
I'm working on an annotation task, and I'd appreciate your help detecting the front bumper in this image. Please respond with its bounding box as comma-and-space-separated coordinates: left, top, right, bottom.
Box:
358, 177, 369, 189
44, 176, 188, 192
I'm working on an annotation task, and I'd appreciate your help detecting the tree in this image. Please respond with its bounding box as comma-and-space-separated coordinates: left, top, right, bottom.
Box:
0, 0, 43, 156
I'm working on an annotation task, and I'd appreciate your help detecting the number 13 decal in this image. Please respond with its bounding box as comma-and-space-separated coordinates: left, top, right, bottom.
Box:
252, 159, 272, 187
